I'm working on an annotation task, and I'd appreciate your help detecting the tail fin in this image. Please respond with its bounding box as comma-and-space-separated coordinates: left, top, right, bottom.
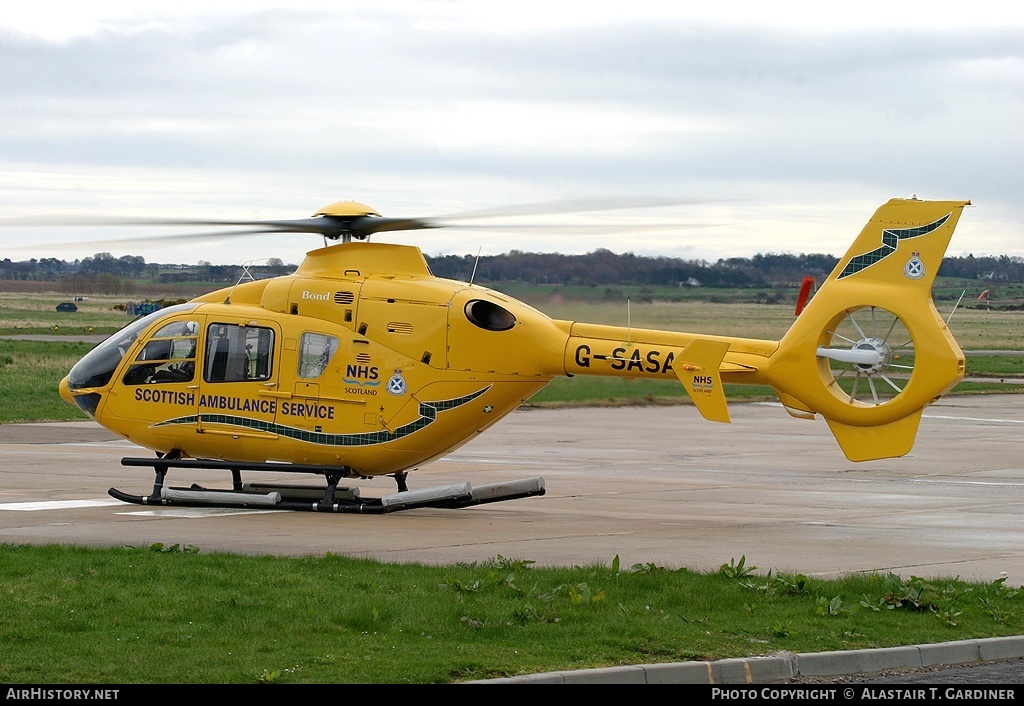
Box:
763, 198, 970, 461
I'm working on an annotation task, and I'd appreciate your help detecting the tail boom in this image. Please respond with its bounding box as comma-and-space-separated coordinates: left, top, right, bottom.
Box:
561, 322, 776, 422
552, 198, 966, 463
553, 198, 969, 462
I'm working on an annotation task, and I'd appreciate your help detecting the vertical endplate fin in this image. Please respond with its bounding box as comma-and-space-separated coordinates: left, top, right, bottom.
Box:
673, 339, 731, 423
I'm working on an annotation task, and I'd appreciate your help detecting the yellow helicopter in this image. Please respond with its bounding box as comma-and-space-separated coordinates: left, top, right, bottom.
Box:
55, 196, 970, 513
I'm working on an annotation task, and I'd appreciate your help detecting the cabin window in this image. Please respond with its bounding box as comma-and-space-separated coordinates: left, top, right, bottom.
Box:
204, 323, 275, 382
121, 319, 199, 385
298, 332, 339, 379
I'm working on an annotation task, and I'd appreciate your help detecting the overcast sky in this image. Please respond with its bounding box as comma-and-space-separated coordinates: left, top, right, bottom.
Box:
1, 1, 1021, 266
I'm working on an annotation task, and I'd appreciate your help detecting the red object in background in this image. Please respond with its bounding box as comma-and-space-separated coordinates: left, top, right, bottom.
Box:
795, 276, 815, 316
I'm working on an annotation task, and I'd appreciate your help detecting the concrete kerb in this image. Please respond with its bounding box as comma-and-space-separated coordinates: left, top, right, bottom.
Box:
470, 636, 1024, 684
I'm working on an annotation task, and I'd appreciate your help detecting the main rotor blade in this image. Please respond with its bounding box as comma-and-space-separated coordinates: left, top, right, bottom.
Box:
7, 227, 300, 251
431, 196, 730, 221
437, 222, 723, 234
0, 195, 728, 250
0, 215, 439, 241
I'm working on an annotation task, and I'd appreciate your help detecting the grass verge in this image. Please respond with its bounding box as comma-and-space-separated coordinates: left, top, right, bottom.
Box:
0, 545, 1020, 684
0, 341, 93, 422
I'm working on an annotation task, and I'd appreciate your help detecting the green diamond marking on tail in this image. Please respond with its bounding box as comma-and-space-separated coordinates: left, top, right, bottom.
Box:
154, 386, 491, 447
838, 213, 950, 279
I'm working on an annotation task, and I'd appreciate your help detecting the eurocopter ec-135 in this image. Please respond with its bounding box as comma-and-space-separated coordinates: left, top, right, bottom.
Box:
55, 196, 970, 513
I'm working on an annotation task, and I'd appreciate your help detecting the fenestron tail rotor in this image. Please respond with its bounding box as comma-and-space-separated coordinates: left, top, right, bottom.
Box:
816, 306, 916, 407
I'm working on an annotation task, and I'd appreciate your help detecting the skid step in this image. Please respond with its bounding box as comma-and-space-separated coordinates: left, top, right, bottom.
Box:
463, 477, 547, 506
164, 487, 281, 507
242, 482, 361, 502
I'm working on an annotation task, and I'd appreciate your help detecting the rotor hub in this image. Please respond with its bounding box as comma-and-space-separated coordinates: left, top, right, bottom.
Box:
313, 201, 381, 219
851, 337, 891, 375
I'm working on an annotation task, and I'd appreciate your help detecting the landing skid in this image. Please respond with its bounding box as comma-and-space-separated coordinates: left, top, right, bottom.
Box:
110, 456, 545, 513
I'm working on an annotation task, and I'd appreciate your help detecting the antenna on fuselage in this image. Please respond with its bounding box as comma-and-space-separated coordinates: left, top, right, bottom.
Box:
469, 246, 482, 286
627, 297, 632, 344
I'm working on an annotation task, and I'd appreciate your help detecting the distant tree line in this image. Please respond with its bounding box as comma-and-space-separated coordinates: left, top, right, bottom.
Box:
424, 250, 1024, 287
0, 254, 294, 293
2, 250, 1023, 290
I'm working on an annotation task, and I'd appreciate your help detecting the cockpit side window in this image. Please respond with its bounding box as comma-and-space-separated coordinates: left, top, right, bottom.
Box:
204, 323, 275, 382
121, 319, 199, 385
67, 302, 199, 391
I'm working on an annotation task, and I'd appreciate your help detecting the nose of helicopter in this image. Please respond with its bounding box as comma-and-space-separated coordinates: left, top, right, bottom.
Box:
59, 376, 73, 405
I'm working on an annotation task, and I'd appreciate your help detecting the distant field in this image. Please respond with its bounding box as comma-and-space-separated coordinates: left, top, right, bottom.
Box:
514, 296, 1023, 350
0, 278, 226, 298
0, 292, 134, 335
4, 285, 1018, 348
2, 283, 1022, 423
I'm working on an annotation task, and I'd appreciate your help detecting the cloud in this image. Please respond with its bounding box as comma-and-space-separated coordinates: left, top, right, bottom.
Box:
0, 4, 1020, 265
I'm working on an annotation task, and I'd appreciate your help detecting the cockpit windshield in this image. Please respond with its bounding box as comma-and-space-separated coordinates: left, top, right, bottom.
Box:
67, 303, 200, 390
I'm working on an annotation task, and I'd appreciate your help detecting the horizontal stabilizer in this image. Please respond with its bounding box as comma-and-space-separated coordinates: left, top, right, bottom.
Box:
825, 410, 923, 462
673, 339, 731, 423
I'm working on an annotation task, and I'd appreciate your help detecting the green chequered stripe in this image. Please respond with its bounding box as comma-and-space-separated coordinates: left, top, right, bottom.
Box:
838, 213, 949, 279
154, 386, 490, 447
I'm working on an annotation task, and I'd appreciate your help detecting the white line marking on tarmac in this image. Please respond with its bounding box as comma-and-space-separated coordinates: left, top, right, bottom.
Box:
0, 499, 284, 516
923, 414, 1024, 424
0, 499, 124, 511
56, 442, 140, 448
755, 402, 1023, 425
118, 508, 287, 518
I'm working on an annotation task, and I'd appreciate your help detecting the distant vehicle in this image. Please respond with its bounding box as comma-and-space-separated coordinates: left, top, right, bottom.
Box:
55, 302, 78, 313
126, 302, 163, 317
